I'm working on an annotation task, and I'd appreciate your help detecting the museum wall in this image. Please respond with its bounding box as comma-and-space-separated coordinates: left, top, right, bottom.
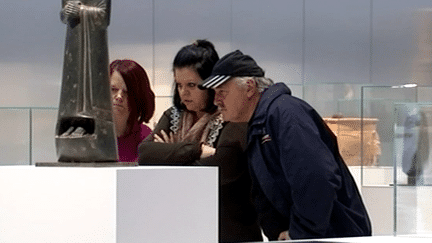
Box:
1, 0, 431, 165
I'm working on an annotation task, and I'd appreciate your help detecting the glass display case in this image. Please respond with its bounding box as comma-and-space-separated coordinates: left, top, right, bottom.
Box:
360, 85, 416, 187
361, 85, 432, 186
304, 84, 432, 236
393, 102, 432, 237
304, 84, 432, 185
304, 83, 391, 186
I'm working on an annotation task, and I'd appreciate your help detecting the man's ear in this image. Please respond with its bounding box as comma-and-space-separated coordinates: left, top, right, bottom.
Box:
245, 78, 258, 98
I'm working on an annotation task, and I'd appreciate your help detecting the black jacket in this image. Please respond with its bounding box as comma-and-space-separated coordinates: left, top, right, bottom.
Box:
247, 83, 372, 240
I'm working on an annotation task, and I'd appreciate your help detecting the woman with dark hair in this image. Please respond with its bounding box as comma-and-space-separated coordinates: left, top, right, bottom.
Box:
138, 40, 263, 242
109, 59, 155, 162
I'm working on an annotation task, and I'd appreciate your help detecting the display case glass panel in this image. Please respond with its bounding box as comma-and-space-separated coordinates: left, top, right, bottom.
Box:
0, 107, 58, 165
31, 108, 58, 164
361, 86, 432, 187
304, 84, 432, 186
360, 86, 416, 187
304, 83, 379, 187
393, 102, 432, 237
0, 108, 30, 165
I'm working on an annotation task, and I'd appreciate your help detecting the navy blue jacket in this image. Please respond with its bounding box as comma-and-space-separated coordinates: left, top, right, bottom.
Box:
247, 83, 372, 240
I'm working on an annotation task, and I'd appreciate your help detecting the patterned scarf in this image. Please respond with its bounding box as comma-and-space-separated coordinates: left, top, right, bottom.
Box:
170, 107, 223, 147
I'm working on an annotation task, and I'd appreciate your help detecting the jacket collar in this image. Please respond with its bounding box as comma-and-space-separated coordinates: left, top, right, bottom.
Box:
249, 83, 292, 127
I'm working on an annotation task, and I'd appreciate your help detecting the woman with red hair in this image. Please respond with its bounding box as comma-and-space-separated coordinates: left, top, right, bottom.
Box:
109, 59, 155, 162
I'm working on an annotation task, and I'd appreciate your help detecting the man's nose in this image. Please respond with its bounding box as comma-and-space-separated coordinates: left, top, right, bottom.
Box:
214, 94, 222, 106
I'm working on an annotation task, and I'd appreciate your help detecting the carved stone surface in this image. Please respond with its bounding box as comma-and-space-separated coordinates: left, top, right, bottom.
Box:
55, 0, 117, 162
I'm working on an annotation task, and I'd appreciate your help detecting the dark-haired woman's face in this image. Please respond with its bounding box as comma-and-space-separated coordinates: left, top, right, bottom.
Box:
174, 67, 208, 115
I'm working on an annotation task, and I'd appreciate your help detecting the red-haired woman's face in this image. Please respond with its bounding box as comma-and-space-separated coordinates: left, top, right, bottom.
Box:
110, 71, 130, 136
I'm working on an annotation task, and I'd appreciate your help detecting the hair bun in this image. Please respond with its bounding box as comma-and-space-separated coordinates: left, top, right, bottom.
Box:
193, 39, 215, 51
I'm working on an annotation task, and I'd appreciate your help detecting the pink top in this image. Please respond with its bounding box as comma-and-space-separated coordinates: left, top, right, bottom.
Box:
117, 122, 152, 162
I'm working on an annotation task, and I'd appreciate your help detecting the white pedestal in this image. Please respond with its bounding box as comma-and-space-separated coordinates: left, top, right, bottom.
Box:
0, 165, 218, 243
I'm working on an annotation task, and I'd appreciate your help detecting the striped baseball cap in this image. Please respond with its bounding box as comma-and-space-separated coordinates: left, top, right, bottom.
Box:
199, 50, 264, 89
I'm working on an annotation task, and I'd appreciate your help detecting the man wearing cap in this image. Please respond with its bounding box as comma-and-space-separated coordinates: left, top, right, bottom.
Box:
200, 50, 372, 241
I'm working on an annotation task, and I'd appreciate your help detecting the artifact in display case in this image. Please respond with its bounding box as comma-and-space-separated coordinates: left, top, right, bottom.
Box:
324, 117, 381, 166
394, 103, 432, 185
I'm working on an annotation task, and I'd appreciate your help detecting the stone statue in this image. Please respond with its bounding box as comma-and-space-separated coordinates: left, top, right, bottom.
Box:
55, 0, 117, 162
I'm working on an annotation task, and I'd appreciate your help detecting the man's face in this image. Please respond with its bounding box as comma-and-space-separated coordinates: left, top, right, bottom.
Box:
214, 78, 249, 122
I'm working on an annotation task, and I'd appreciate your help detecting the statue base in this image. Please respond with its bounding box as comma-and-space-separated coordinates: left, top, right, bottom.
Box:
35, 162, 138, 167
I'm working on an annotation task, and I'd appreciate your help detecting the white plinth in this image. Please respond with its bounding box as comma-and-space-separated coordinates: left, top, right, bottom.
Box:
0, 165, 218, 243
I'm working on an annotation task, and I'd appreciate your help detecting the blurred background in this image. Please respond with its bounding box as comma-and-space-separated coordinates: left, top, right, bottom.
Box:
1, 0, 432, 164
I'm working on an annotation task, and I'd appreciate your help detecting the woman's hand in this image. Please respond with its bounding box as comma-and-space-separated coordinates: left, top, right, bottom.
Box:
200, 144, 216, 159
154, 130, 175, 143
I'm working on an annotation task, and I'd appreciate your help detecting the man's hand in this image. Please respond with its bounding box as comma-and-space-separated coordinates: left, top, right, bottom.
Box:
278, 230, 290, 241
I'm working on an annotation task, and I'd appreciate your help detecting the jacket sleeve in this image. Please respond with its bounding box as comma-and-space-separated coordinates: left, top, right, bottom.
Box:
270, 98, 343, 239
138, 109, 201, 165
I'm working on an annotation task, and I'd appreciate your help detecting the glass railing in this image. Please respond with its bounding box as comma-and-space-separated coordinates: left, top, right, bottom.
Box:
0, 107, 58, 165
